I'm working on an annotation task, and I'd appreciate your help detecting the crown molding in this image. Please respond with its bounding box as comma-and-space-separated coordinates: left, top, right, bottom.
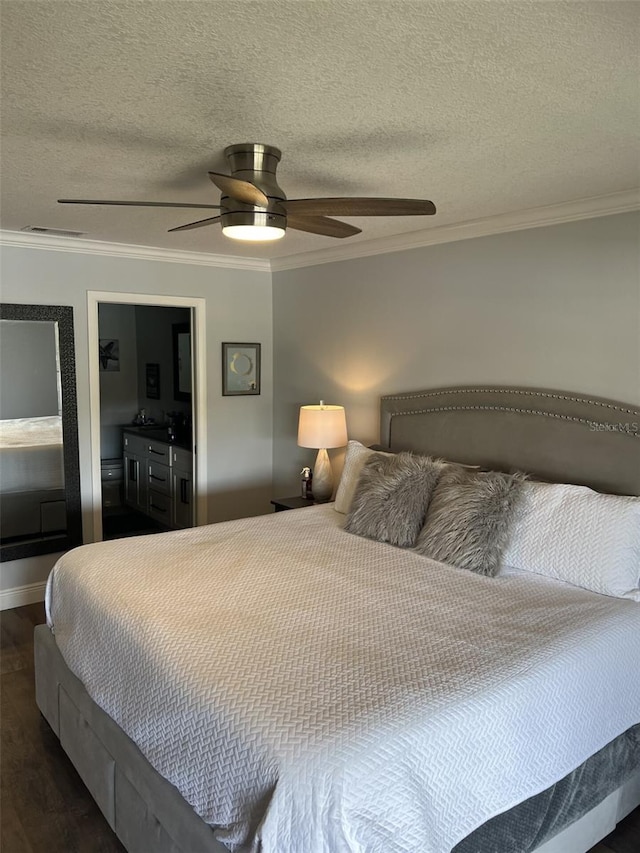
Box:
2, 189, 638, 275
270, 189, 640, 272
0, 230, 271, 272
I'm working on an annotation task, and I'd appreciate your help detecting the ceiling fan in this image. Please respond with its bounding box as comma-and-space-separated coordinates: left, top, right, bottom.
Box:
58, 143, 436, 242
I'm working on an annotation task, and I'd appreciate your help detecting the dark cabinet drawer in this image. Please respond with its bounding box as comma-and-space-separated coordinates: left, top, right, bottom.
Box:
148, 491, 171, 524
147, 439, 171, 465
148, 460, 171, 496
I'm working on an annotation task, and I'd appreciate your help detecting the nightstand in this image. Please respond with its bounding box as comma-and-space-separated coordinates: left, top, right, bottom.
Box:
271, 496, 319, 512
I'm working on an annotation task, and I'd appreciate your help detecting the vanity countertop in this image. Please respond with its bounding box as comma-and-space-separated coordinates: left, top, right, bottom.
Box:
122, 425, 192, 452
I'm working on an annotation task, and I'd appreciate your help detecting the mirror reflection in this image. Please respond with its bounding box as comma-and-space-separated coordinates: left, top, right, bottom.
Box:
0, 304, 82, 562
172, 323, 192, 402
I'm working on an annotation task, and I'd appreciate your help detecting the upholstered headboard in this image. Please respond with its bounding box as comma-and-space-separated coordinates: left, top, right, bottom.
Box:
380, 386, 640, 496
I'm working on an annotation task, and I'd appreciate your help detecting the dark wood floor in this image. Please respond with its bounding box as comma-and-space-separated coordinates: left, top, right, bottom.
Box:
1, 603, 638, 853
1, 603, 125, 852
102, 507, 168, 541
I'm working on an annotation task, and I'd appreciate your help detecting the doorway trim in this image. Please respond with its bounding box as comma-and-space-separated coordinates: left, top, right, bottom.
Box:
87, 291, 207, 542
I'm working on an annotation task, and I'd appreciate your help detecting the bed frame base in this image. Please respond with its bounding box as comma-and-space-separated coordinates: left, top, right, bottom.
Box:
35, 624, 639, 853
535, 774, 640, 853
35, 624, 228, 853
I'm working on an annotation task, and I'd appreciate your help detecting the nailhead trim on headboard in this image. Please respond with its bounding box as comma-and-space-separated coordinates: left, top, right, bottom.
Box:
387, 404, 640, 438
383, 388, 639, 416
379, 386, 640, 495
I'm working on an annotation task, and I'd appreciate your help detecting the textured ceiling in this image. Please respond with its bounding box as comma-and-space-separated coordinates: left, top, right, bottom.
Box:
1, 0, 638, 261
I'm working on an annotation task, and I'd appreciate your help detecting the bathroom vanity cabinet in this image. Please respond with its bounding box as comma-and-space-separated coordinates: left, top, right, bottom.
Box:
123, 429, 193, 529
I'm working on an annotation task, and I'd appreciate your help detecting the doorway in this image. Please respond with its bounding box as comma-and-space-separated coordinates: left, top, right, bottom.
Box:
87, 292, 207, 543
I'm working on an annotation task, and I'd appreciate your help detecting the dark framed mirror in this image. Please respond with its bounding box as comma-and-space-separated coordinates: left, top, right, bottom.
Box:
0, 303, 82, 562
172, 322, 191, 402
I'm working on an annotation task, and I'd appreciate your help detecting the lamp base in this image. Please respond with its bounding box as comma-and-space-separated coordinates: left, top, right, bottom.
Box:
312, 448, 334, 502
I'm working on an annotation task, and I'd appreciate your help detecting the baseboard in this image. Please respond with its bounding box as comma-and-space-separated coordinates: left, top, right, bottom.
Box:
0, 581, 47, 610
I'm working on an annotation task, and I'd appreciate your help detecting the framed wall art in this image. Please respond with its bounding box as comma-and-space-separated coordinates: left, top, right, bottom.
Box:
145, 363, 160, 399
222, 342, 261, 396
99, 339, 119, 371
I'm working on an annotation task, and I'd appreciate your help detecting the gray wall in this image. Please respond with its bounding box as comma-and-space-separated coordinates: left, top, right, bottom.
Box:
0, 319, 60, 418
0, 244, 273, 593
272, 212, 640, 496
2, 211, 638, 594
134, 304, 191, 424
98, 303, 139, 459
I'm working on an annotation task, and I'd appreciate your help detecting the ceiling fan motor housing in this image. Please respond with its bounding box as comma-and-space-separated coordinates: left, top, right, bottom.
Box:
221, 143, 287, 231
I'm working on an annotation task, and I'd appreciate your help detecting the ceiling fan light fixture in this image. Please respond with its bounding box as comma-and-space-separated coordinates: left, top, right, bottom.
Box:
220, 208, 286, 242
222, 223, 285, 242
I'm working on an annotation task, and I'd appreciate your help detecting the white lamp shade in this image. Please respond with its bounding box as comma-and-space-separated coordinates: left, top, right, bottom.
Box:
297, 404, 347, 449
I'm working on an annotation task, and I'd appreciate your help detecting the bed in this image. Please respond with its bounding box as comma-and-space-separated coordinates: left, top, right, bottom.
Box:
35, 386, 640, 853
0, 415, 66, 539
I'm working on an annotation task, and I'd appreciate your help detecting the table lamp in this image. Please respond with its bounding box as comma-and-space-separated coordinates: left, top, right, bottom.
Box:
297, 401, 348, 502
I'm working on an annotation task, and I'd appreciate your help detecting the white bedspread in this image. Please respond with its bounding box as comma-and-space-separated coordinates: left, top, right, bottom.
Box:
46, 505, 640, 853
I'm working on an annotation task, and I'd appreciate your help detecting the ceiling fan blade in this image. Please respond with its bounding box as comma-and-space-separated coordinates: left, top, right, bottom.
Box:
287, 215, 362, 239
207, 172, 268, 207
58, 199, 222, 209
282, 198, 436, 217
168, 215, 222, 233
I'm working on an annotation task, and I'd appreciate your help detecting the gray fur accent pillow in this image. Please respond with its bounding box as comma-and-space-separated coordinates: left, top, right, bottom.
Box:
345, 452, 445, 547
415, 468, 526, 576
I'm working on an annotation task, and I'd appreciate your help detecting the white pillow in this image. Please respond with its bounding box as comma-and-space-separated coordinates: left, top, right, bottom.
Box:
503, 481, 640, 601
334, 440, 393, 514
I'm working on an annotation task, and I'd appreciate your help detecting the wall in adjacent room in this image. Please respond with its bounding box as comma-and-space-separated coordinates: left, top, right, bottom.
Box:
98, 302, 139, 459
272, 212, 640, 495
0, 241, 273, 597
134, 304, 191, 424
96, 303, 193, 460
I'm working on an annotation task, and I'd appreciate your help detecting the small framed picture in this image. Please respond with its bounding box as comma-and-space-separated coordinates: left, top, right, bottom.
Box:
146, 363, 160, 399
222, 342, 261, 396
